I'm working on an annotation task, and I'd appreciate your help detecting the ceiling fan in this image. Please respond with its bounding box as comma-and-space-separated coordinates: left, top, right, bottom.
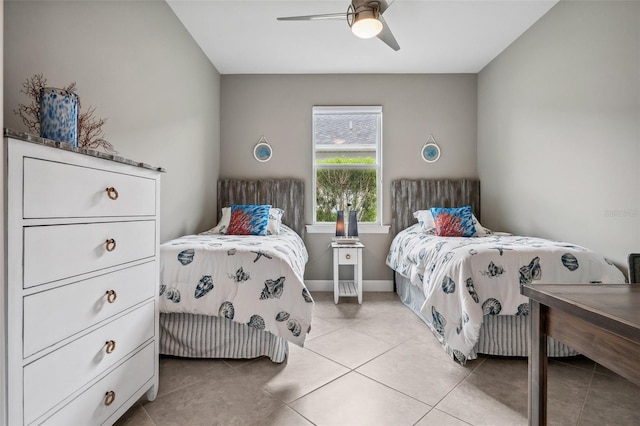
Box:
277, 0, 400, 51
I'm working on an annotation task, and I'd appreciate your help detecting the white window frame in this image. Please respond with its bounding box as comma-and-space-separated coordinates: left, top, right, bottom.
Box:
311, 105, 384, 229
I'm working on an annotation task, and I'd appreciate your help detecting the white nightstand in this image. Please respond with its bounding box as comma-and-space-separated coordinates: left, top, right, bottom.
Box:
331, 241, 364, 304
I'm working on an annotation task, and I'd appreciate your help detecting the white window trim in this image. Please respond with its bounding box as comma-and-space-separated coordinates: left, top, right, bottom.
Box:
312, 105, 383, 225
306, 223, 390, 234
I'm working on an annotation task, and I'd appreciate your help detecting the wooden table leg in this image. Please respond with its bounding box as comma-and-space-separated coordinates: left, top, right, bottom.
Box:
529, 299, 547, 425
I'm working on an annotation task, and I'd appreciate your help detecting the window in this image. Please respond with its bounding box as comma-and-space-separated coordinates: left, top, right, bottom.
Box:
312, 106, 382, 225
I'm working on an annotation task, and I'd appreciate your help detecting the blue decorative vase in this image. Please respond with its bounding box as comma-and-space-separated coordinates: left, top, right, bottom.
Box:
39, 87, 79, 147
348, 210, 359, 237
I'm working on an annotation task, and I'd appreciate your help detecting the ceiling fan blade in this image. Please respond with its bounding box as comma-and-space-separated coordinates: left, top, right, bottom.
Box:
377, 0, 395, 15
377, 15, 400, 51
277, 13, 347, 21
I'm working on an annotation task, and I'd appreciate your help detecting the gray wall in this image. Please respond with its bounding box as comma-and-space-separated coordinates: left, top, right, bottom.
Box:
221, 74, 477, 280
3, 0, 221, 242
478, 0, 640, 270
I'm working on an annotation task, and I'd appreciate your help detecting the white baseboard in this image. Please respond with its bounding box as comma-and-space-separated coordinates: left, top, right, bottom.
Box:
304, 280, 393, 292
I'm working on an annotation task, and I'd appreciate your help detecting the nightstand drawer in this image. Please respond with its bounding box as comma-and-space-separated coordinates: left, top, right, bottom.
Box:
23, 261, 157, 357
23, 220, 156, 288
24, 302, 155, 425
337, 248, 358, 265
23, 157, 156, 219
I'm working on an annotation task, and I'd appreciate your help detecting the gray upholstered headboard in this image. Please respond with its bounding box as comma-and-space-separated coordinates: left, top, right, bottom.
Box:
390, 179, 481, 235
217, 179, 305, 237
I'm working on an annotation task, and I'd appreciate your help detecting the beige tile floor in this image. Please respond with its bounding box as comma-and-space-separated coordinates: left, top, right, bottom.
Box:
116, 292, 640, 426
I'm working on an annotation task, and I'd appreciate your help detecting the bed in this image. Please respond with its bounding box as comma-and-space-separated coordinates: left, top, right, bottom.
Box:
387, 179, 626, 363
158, 179, 313, 362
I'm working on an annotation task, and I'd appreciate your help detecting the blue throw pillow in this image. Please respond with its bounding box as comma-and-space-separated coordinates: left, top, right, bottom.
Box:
227, 204, 271, 236
430, 206, 477, 237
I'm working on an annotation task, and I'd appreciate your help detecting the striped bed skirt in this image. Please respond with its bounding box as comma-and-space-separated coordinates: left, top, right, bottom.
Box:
159, 313, 289, 363
395, 273, 578, 360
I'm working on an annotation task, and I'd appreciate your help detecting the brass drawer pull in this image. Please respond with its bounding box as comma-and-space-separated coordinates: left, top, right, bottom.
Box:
105, 239, 117, 252
106, 187, 119, 200
105, 340, 116, 354
345, 254, 351, 260
104, 391, 116, 406
106, 289, 117, 304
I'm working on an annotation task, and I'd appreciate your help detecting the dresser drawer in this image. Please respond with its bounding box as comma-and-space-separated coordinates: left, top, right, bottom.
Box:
23, 261, 157, 358
38, 342, 155, 426
24, 302, 155, 425
23, 157, 156, 219
24, 220, 156, 288
337, 247, 358, 265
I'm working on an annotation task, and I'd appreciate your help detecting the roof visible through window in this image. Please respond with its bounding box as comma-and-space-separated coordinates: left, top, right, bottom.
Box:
314, 114, 377, 146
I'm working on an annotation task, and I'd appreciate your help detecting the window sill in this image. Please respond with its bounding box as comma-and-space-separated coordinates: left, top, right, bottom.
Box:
306, 224, 390, 234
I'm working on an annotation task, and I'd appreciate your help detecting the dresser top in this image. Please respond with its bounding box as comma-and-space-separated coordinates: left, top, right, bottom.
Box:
4, 128, 166, 172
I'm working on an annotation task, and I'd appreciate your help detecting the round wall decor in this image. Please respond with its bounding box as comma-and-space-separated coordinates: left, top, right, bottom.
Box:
421, 134, 441, 163
253, 136, 273, 162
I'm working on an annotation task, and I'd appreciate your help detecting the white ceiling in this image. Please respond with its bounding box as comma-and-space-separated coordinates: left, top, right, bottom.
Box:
166, 0, 558, 74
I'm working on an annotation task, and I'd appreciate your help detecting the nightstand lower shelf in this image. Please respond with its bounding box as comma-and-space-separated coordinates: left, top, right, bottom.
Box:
338, 280, 358, 297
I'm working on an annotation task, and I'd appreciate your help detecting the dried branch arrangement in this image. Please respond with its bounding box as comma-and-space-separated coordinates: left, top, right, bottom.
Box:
14, 73, 116, 153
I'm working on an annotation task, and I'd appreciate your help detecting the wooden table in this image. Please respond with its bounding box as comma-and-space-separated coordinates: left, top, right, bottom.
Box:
521, 284, 640, 426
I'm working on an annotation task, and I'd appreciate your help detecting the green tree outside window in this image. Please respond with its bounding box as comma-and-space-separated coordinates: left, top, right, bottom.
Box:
316, 157, 377, 222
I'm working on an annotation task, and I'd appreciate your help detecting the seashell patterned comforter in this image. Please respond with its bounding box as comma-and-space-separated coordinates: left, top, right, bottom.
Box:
159, 225, 313, 347
386, 224, 626, 363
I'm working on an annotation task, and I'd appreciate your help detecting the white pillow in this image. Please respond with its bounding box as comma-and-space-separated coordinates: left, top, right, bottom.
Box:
202, 206, 284, 235
473, 216, 492, 237
413, 210, 435, 232
203, 207, 231, 234
413, 209, 492, 237
266, 208, 284, 235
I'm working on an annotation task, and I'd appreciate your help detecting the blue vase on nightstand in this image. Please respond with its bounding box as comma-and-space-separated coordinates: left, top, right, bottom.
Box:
348, 210, 358, 237
39, 87, 79, 147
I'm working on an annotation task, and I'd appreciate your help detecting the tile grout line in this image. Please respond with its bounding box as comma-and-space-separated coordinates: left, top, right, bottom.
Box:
421, 357, 488, 424
575, 362, 597, 425
347, 369, 474, 426
140, 403, 158, 426
298, 312, 483, 425
412, 408, 473, 426
280, 332, 411, 420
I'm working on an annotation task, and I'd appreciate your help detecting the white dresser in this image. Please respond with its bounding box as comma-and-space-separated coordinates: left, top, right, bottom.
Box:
1, 132, 162, 426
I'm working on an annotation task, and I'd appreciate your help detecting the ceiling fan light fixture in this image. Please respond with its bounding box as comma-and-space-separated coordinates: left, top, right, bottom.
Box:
350, 10, 383, 39
278, 0, 399, 50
